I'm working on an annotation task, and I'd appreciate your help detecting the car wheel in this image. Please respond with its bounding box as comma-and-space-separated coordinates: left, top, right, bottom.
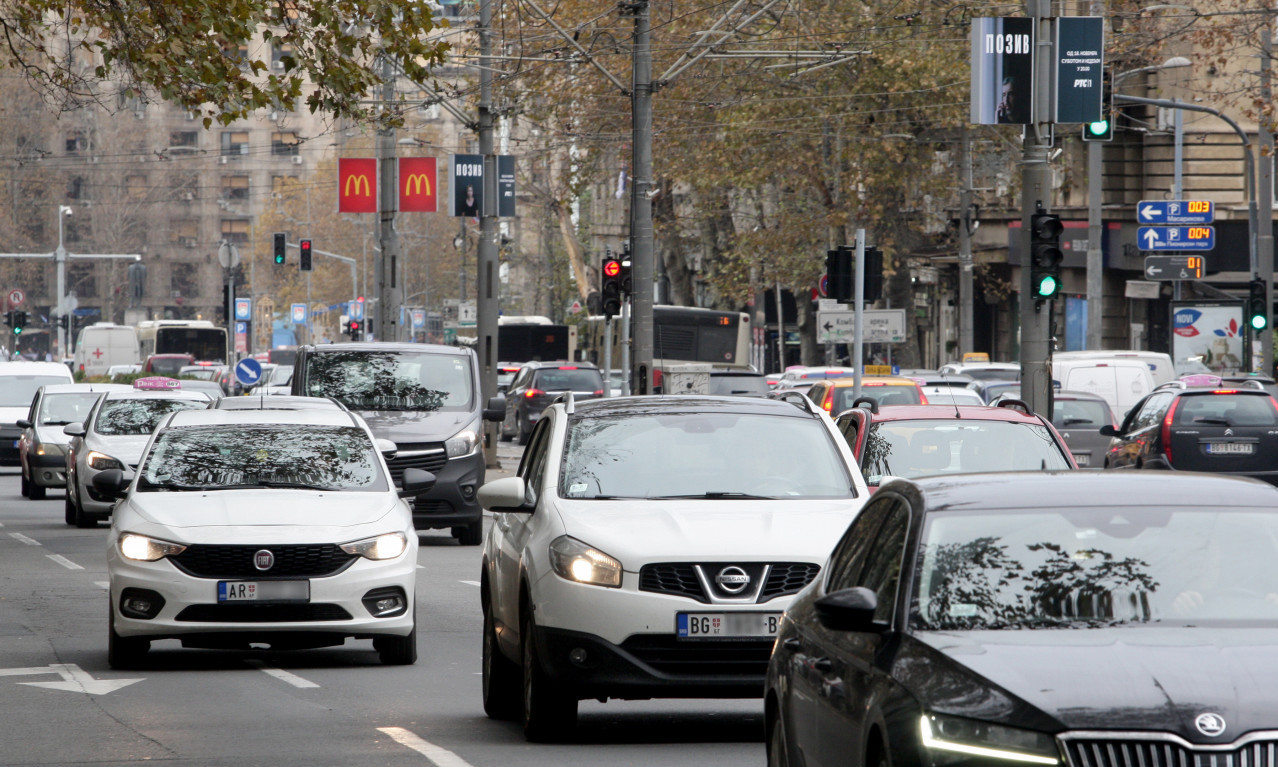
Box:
500, 428, 514, 443
374, 620, 417, 665
456, 521, 482, 546
65, 492, 77, 526
767, 712, 789, 767
20, 469, 30, 498
72, 488, 95, 528
482, 599, 520, 720
29, 479, 46, 501
108, 608, 149, 670
517, 416, 531, 446
521, 612, 577, 742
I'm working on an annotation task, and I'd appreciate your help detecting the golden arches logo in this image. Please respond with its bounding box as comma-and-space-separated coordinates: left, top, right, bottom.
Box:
404, 173, 433, 197
344, 174, 372, 197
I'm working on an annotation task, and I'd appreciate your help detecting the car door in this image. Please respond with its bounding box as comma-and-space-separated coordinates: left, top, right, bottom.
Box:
503, 367, 529, 432
815, 495, 911, 767
493, 413, 553, 648
1105, 392, 1169, 469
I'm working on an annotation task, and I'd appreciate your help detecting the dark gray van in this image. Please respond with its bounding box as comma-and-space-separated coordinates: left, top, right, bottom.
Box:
292, 343, 505, 545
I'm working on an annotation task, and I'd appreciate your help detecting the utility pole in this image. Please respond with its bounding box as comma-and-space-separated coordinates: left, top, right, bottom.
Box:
1260, 25, 1274, 373
958, 125, 974, 357
477, 0, 501, 468
629, 0, 654, 394
1085, 0, 1105, 351
1019, 0, 1055, 416
376, 55, 400, 343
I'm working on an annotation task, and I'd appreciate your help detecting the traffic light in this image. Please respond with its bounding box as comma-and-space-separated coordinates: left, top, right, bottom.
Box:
601, 257, 622, 317
273, 232, 287, 265
619, 259, 633, 295
11, 310, 25, 335
348, 319, 362, 341
826, 247, 853, 302
1082, 68, 1114, 142
863, 246, 884, 303
2, 311, 10, 331
1248, 279, 1269, 332
299, 238, 312, 271
1029, 209, 1064, 300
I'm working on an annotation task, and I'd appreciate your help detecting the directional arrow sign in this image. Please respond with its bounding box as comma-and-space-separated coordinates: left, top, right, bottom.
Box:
1138, 226, 1215, 251
0, 663, 143, 695
1137, 200, 1214, 225
1144, 255, 1206, 281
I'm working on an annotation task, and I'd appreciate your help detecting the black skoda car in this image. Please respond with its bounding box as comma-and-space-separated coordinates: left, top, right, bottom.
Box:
765, 471, 1278, 767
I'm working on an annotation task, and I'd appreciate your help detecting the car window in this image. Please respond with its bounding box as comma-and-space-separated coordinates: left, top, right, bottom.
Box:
708, 375, 769, 396
1174, 394, 1278, 427
861, 419, 1071, 481
837, 385, 920, 411
1052, 399, 1111, 428
147, 357, 190, 376
533, 369, 601, 391
855, 499, 910, 623
94, 398, 206, 436
39, 392, 102, 426
1133, 392, 1173, 430
138, 425, 387, 492
827, 499, 892, 592
303, 351, 474, 411
835, 413, 859, 453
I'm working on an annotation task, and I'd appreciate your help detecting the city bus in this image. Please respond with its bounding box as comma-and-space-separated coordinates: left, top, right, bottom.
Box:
579, 305, 754, 383
136, 320, 228, 364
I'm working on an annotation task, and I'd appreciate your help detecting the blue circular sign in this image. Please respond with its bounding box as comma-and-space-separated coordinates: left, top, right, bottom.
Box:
234, 358, 263, 386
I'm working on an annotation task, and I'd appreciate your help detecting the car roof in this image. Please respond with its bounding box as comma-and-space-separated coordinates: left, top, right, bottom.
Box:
146, 353, 193, 359
845, 404, 1043, 423
571, 394, 817, 419
900, 471, 1278, 511
0, 361, 73, 376
166, 408, 360, 428
825, 375, 921, 388
39, 383, 132, 395
301, 342, 471, 356
1053, 389, 1109, 402
102, 389, 213, 402
527, 360, 598, 369
212, 395, 346, 411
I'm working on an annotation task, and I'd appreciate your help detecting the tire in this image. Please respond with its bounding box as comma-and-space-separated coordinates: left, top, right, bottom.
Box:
374, 620, 418, 665
65, 492, 77, 526
456, 521, 482, 546
521, 613, 577, 742
20, 470, 30, 498
71, 486, 95, 528
517, 416, 531, 446
29, 480, 46, 501
500, 428, 514, 443
767, 712, 790, 767
482, 600, 520, 720
108, 608, 149, 670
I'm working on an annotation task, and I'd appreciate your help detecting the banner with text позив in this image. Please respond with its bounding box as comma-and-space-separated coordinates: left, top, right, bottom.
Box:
450, 154, 484, 217
338, 158, 377, 213
971, 17, 1034, 125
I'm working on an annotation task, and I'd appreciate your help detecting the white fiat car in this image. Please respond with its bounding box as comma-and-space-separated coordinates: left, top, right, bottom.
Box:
101, 408, 433, 669
478, 394, 869, 741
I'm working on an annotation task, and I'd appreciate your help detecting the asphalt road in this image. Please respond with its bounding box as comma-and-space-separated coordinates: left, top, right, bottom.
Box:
0, 439, 764, 767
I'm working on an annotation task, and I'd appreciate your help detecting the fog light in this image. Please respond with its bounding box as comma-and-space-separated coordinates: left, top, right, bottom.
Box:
119, 588, 165, 619
362, 587, 408, 618
569, 648, 588, 666
461, 484, 476, 499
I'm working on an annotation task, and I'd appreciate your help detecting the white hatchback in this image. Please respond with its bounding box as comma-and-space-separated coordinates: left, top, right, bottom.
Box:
102, 408, 433, 669
478, 394, 869, 741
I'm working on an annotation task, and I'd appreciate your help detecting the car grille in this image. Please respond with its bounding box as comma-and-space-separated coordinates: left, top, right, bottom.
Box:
169, 545, 357, 579
638, 562, 820, 604
386, 444, 447, 487
1062, 737, 1278, 767
174, 604, 352, 622
410, 498, 454, 515
620, 635, 773, 677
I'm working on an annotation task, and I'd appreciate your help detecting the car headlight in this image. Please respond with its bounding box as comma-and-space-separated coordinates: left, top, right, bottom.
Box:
118, 533, 188, 562
549, 535, 623, 588
36, 443, 67, 457
86, 451, 123, 471
445, 421, 480, 458
921, 715, 1060, 765
340, 532, 408, 561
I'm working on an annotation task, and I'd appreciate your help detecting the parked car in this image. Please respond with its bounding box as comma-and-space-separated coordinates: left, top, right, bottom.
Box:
1049, 389, 1115, 468
808, 376, 928, 413
17, 383, 130, 499
501, 361, 604, 445
0, 361, 75, 467
478, 394, 869, 741
102, 407, 432, 668
765, 472, 1278, 767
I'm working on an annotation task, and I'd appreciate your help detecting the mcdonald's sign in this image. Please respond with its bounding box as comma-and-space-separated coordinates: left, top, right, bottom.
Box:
338, 158, 378, 213
399, 157, 438, 213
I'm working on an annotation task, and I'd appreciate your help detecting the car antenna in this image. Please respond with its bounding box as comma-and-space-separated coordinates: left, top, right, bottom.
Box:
943, 371, 961, 418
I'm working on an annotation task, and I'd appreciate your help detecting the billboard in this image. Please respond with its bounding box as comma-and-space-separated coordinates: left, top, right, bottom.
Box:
1172, 302, 1245, 374
971, 17, 1035, 125
1053, 17, 1104, 124
450, 154, 484, 217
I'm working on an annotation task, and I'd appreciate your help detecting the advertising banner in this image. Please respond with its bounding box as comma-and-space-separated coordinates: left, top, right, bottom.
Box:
338, 158, 378, 213
450, 154, 484, 217
971, 17, 1035, 125
1053, 17, 1104, 124
497, 155, 516, 217
399, 157, 438, 213
1172, 302, 1245, 374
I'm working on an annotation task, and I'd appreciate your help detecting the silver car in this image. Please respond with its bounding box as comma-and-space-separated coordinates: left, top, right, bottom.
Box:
18, 383, 130, 499
64, 385, 212, 527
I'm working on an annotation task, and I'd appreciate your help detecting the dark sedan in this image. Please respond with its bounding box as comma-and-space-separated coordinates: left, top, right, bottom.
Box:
766, 471, 1278, 767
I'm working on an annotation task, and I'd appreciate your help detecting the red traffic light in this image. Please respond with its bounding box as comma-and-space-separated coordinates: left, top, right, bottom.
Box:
603, 259, 622, 278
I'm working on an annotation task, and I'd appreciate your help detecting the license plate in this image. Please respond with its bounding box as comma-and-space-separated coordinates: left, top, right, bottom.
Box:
1206, 442, 1254, 455
1072, 453, 1090, 466
217, 580, 309, 602
676, 612, 781, 640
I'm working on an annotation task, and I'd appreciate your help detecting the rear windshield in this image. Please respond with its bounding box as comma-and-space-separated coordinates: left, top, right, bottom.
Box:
709, 374, 769, 396
1173, 394, 1278, 427
835, 384, 920, 411
148, 357, 191, 376
863, 419, 1071, 482
1052, 399, 1112, 428
967, 368, 1021, 382
533, 368, 602, 392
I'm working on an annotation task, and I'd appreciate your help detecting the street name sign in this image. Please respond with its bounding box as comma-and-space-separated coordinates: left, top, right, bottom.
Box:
1138, 226, 1215, 251
1137, 200, 1214, 225
1144, 255, 1205, 281
817, 309, 907, 344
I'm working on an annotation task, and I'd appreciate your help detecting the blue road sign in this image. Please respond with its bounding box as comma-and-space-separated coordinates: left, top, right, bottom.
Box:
234, 297, 251, 321
1138, 225, 1215, 251
235, 321, 247, 334
1137, 200, 1214, 225
350, 300, 365, 320
234, 357, 263, 387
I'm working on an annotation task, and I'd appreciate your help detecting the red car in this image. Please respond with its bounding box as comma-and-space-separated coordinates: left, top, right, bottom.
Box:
832, 399, 1077, 492
142, 353, 194, 377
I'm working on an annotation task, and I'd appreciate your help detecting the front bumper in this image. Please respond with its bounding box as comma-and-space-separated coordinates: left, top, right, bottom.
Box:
0, 426, 20, 466
28, 449, 69, 488
406, 450, 485, 530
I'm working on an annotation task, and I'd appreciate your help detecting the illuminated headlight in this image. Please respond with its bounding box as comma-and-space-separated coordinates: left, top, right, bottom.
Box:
36, 443, 67, 457
921, 715, 1060, 765
340, 532, 408, 561
445, 421, 480, 458
118, 533, 187, 562
86, 451, 123, 471
549, 536, 623, 588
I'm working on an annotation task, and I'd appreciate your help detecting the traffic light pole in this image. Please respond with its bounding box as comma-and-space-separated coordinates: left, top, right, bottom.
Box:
1019, 0, 1054, 417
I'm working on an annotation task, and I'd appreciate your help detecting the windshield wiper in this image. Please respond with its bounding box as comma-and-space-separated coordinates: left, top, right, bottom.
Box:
649, 492, 777, 500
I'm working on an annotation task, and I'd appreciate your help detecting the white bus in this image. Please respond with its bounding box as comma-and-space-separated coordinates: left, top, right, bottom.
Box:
579, 305, 754, 387
136, 320, 228, 364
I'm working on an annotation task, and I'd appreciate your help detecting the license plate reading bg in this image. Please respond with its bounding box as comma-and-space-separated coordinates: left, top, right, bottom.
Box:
677, 612, 781, 639
217, 580, 310, 602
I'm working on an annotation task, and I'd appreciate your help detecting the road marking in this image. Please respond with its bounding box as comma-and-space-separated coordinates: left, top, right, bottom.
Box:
0, 663, 143, 695
459, 580, 480, 587
94, 581, 109, 590
378, 727, 474, 767
245, 660, 319, 689
46, 554, 83, 570
9, 533, 40, 546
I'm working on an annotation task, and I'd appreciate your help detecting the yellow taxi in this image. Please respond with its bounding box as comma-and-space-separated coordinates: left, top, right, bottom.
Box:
806, 375, 927, 413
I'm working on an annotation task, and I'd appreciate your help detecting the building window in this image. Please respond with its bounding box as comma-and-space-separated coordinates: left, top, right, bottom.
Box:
272, 42, 295, 71
67, 177, 85, 200
172, 219, 199, 248
221, 219, 250, 245
66, 131, 86, 154
170, 262, 199, 298
170, 131, 198, 149
126, 175, 148, 200
222, 175, 250, 201
220, 131, 249, 156
271, 132, 299, 156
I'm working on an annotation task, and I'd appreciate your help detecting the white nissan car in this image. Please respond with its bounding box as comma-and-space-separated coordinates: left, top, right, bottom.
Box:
102, 408, 433, 669
478, 394, 869, 741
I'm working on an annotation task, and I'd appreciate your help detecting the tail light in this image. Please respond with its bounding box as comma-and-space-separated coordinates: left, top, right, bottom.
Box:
525, 388, 544, 398
918, 388, 929, 405
822, 388, 834, 411
593, 390, 603, 396
1161, 397, 1182, 466
559, 366, 578, 370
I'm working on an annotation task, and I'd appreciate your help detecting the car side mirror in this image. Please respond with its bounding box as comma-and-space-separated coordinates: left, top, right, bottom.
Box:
478, 476, 532, 513
63, 423, 85, 437
484, 396, 507, 422
399, 467, 436, 497
16, 419, 32, 429
376, 438, 398, 461
814, 587, 889, 633
91, 469, 134, 500
1098, 424, 1118, 437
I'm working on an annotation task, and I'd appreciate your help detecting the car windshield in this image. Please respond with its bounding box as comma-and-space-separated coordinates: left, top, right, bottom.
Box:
535, 369, 601, 391
912, 506, 1278, 630
835, 384, 920, 411
138, 425, 387, 492
560, 412, 854, 499
304, 351, 474, 411
1173, 394, 1278, 427
709, 375, 769, 396
862, 419, 1071, 482
1, 376, 70, 407
94, 398, 207, 436
39, 392, 102, 426
1052, 399, 1112, 428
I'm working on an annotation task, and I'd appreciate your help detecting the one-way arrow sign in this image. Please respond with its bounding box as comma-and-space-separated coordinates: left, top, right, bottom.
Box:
0, 663, 143, 695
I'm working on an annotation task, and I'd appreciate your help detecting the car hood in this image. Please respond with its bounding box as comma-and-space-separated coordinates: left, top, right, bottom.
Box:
552, 499, 864, 566
85, 434, 152, 466
126, 490, 399, 533
35, 426, 70, 445
906, 628, 1278, 741
350, 408, 472, 443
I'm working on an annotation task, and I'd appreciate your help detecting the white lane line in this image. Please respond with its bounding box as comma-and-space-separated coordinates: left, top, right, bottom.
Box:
244, 659, 320, 689
46, 554, 84, 570
94, 581, 109, 590
378, 727, 475, 767
459, 580, 480, 587
9, 532, 40, 546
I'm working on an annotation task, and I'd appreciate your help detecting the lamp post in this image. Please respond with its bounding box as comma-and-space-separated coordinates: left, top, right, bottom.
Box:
55, 205, 72, 357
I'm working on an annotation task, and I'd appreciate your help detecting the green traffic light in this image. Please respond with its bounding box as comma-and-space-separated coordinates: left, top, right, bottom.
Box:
1250, 313, 1268, 331
12, 327, 20, 336
1086, 119, 1110, 137
1034, 275, 1060, 299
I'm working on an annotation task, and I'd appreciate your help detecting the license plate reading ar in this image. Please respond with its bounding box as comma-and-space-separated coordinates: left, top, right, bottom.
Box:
677, 612, 781, 639
1206, 442, 1254, 455
217, 580, 309, 602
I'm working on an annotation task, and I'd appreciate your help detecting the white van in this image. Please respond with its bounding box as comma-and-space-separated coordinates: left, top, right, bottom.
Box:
0, 361, 74, 466
1052, 358, 1155, 422
1052, 350, 1175, 387
73, 323, 140, 378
